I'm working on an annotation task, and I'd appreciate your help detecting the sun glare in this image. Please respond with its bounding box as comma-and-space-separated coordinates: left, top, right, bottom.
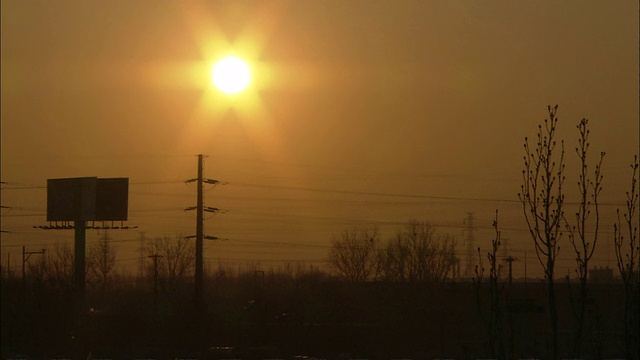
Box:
211, 56, 251, 94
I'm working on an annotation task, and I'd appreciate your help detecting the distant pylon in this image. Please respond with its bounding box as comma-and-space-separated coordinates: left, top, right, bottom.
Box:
504, 255, 518, 286
501, 237, 510, 260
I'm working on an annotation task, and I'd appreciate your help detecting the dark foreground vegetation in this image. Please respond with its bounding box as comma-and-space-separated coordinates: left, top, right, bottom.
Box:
0, 267, 634, 359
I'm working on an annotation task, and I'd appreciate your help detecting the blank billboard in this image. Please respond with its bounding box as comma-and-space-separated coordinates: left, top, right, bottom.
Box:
95, 178, 128, 221
47, 177, 98, 221
47, 177, 128, 221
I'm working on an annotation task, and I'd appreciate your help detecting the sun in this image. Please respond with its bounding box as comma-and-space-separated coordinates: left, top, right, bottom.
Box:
211, 56, 251, 94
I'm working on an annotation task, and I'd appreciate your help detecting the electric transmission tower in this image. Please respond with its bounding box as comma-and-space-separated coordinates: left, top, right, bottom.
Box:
185, 154, 219, 311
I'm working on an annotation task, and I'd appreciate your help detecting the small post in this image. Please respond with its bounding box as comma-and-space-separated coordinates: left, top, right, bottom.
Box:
22, 246, 47, 293
524, 251, 527, 292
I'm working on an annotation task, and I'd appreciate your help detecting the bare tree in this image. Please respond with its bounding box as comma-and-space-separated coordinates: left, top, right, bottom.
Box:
146, 235, 195, 291
87, 229, 117, 290
474, 211, 506, 359
613, 155, 639, 360
327, 227, 379, 281
403, 220, 456, 282
45, 242, 75, 290
519, 105, 565, 359
564, 118, 605, 357
26, 251, 48, 285
376, 220, 457, 282
375, 235, 410, 281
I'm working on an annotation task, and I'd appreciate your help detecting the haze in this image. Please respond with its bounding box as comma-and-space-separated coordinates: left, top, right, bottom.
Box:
2, 0, 638, 279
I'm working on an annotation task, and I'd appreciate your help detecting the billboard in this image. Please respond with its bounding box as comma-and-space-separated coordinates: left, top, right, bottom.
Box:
95, 178, 129, 221
47, 177, 128, 221
47, 177, 97, 221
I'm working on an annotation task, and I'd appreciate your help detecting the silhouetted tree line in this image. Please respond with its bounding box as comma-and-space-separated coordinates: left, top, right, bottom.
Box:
2, 252, 634, 359
327, 220, 458, 283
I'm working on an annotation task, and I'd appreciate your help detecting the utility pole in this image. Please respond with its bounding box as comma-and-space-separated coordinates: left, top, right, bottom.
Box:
138, 231, 146, 280
1, 201, 12, 275
196, 154, 204, 307
185, 154, 219, 311
463, 212, 475, 278
503, 252, 517, 360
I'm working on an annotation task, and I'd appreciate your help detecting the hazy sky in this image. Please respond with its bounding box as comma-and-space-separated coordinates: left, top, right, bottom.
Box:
2, 0, 638, 278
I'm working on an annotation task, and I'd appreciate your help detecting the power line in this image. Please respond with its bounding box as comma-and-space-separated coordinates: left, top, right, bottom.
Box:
230, 182, 522, 203
2, 178, 629, 206
228, 181, 628, 206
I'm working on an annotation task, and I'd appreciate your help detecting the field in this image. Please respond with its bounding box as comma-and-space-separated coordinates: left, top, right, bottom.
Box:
0, 269, 633, 359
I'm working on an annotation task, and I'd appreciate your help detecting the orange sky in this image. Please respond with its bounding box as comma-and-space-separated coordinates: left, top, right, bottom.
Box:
2, 0, 638, 279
